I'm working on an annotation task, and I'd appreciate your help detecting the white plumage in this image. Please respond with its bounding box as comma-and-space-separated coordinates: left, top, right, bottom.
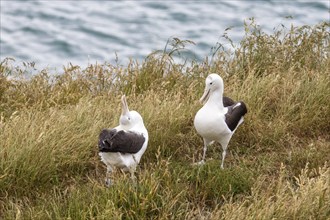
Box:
98, 95, 148, 186
194, 73, 247, 169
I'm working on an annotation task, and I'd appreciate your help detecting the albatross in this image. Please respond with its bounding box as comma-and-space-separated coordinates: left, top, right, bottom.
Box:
98, 95, 148, 186
194, 73, 247, 169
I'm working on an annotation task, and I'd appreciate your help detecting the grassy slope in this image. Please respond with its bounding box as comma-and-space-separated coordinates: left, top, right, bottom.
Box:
0, 21, 329, 219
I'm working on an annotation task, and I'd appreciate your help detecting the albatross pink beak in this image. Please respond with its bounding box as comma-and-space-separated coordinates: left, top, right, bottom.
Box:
121, 95, 129, 115
199, 88, 210, 104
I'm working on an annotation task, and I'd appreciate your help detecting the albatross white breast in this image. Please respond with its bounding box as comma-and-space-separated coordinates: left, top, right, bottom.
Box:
98, 95, 148, 186
194, 73, 247, 169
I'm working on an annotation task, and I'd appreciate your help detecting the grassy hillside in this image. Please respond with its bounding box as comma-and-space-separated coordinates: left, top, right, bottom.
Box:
1, 21, 329, 219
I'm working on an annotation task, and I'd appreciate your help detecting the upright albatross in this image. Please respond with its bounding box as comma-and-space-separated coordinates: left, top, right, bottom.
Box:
98, 95, 148, 186
194, 73, 247, 169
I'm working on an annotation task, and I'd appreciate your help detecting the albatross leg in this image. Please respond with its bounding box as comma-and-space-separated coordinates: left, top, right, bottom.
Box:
105, 166, 113, 187
221, 150, 227, 169
130, 170, 136, 182
129, 156, 138, 184
128, 166, 137, 187
219, 137, 230, 169
196, 138, 212, 165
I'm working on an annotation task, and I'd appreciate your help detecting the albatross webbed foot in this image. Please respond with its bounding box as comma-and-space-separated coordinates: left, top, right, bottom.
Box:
193, 160, 205, 166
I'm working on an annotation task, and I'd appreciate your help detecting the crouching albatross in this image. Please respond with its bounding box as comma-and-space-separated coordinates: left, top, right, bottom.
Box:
98, 95, 148, 186
194, 73, 247, 169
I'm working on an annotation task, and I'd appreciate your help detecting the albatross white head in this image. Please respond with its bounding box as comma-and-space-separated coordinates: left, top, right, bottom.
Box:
199, 73, 224, 105
119, 95, 144, 130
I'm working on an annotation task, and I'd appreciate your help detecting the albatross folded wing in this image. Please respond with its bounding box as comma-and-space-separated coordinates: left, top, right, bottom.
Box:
225, 102, 248, 131
98, 129, 145, 154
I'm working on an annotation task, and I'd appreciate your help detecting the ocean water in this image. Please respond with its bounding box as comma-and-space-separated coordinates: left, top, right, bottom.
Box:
0, 0, 329, 70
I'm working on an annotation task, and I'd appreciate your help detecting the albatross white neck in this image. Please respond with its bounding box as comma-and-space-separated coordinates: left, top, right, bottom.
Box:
205, 90, 224, 110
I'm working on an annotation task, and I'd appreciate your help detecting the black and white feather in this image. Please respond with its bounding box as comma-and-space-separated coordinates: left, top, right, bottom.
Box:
98, 95, 148, 186
225, 102, 248, 131
194, 73, 247, 169
99, 129, 146, 154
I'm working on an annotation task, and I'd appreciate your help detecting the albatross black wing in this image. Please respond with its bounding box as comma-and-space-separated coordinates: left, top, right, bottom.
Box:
98, 129, 116, 152
225, 101, 248, 131
98, 129, 145, 154
223, 96, 235, 107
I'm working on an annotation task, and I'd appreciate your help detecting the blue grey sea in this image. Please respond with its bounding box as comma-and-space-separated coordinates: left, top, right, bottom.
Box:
0, 0, 329, 70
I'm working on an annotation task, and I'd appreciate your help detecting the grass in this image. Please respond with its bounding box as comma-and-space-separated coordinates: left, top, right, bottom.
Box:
0, 20, 329, 219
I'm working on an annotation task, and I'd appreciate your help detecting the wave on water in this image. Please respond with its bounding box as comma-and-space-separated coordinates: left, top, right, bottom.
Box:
0, 0, 329, 70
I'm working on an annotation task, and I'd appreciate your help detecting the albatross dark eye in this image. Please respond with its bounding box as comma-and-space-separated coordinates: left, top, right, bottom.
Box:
210, 82, 213, 85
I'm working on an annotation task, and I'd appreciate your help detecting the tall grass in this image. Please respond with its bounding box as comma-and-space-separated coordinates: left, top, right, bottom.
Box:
1, 21, 329, 219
